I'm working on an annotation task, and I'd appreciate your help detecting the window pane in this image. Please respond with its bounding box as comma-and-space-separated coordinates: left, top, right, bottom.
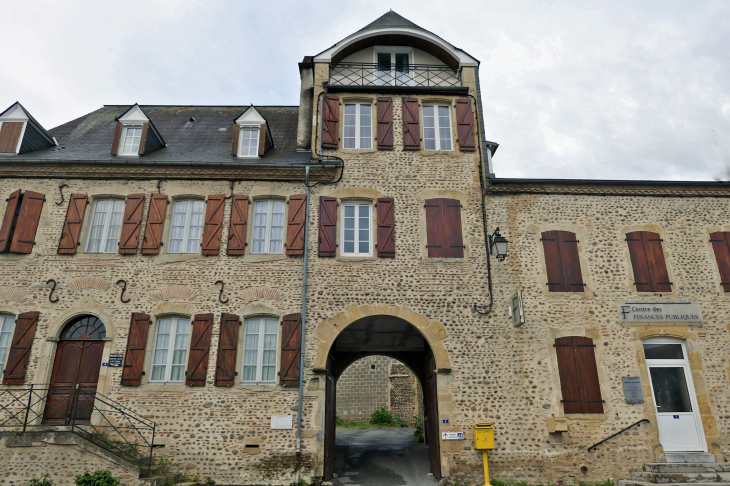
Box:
122, 126, 142, 154
269, 201, 285, 253
170, 366, 185, 382
253, 201, 268, 254
170, 201, 187, 253
87, 200, 108, 253
151, 365, 165, 381
377, 52, 391, 70
438, 105, 452, 150
359, 104, 372, 149
644, 343, 684, 360
423, 106, 436, 150
649, 367, 693, 412
242, 366, 257, 382
104, 199, 125, 252
344, 104, 357, 149
241, 129, 259, 157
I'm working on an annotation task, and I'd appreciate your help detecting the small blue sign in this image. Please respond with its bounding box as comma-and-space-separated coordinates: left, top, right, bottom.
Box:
102, 363, 109, 367
673, 415, 679, 419
442, 419, 449, 424
457, 432, 464, 439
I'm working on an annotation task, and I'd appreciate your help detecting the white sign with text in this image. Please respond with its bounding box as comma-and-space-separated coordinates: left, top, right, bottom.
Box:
617, 302, 702, 325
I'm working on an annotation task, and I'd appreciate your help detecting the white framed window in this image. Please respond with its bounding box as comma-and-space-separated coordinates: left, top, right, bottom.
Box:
86, 199, 125, 253
423, 104, 452, 151
341, 201, 372, 256
0, 314, 15, 377
119, 125, 143, 155
343, 103, 372, 149
374, 48, 413, 86
169, 199, 205, 254
242, 317, 279, 383
252, 199, 285, 254
150, 316, 190, 382
238, 127, 260, 157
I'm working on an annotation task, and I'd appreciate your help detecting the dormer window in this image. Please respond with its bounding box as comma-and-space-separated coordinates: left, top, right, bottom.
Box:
231, 106, 273, 159
120, 125, 143, 155
239, 127, 260, 158
111, 104, 165, 157
0, 102, 55, 155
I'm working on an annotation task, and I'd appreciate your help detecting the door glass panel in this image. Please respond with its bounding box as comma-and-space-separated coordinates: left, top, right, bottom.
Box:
377, 53, 392, 85
644, 343, 684, 360
395, 53, 409, 85
650, 366, 692, 412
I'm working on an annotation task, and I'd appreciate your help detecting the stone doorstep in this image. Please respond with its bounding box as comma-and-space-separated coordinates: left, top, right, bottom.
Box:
645, 464, 730, 474
630, 472, 730, 483
666, 454, 719, 464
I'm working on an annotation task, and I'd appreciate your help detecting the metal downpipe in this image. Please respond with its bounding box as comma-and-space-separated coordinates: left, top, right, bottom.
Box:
295, 166, 311, 472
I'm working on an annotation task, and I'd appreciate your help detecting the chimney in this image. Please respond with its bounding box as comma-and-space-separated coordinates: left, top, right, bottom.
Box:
296, 56, 314, 151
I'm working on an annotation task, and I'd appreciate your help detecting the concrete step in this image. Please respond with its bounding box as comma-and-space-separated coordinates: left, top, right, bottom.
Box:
630, 472, 730, 483
666, 454, 718, 464
645, 464, 730, 474
618, 481, 730, 486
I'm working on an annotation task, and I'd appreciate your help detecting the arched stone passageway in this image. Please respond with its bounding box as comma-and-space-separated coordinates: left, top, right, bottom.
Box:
317, 308, 450, 481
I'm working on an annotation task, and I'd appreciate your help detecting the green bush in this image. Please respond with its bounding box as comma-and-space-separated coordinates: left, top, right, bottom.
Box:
413, 425, 424, 443
27, 475, 53, 486
335, 412, 344, 426
369, 407, 391, 425
74, 470, 119, 486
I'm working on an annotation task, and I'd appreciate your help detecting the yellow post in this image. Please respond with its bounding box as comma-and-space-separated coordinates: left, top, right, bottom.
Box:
481, 450, 492, 486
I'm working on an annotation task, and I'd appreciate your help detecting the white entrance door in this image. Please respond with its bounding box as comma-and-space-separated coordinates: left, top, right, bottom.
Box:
643, 338, 706, 453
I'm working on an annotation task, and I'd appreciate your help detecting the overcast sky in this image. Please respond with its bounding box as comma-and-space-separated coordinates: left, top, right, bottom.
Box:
1, 0, 728, 181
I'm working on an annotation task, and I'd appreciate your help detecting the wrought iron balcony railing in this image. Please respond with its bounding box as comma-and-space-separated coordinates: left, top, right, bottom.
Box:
329, 63, 461, 88
0, 384, 157, 473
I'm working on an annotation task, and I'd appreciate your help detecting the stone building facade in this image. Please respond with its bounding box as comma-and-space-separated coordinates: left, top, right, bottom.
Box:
336, 356, 421, 422
0, 10, 729, 486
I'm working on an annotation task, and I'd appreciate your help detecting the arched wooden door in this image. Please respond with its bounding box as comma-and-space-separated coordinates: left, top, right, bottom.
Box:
43, 316, 106, 425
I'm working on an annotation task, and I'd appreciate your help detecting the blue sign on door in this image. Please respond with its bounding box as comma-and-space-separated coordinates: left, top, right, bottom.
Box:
673, 415, 679, 419
442, 419, 449, 424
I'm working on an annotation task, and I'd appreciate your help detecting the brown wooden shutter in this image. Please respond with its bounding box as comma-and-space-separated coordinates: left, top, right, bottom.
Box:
280, 313, 301, 387
186, 313, 214, 387
443, 199, 464, 258
542, 231, 566, 292
121, 313, 150, 386
286, 194, 306, 256
258, 123, 266, 156
57, 194, 88, 255
2, 311, 39, 385
626, 231, 671, 292
0, 122, 24, 153
574, 336, 604, 413
710, 232, 730, 292
376, 97, 393, 150
377, 197, 395, 258
201, 194, 225, 256
231, 123, 240, 155
555, 336, 603, 414
118, 194, 145, 254
215, 313, 240, 387
227, 195, 248, 256
141, 193, 168, 255
425, 198, 445, 258
9, 190, 45, 254
322, 94, 340, 149
455, 99, 476, 151
542, 231, 584, 292
318, 196, 337, 257
137, 122, 149, 155
402, 97, 421, 150
554, 336, 583, 414
0, 189, 22, 252
111, 121, 123, 155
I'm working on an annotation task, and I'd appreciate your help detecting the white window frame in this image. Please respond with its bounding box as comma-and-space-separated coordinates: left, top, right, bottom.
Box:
0, 314, 15, 377
150, 316, 191, 383
373, 46, 414, 86
119, 124, 143, 156
342, 103, 372, 150
85, 198, 125, 253
340, 201, 373, 257
241, 316, 280, 383
423, 104, 453, 151
238, 127, 260, 158
251, 199, 286, 254
168, 199, 205, 254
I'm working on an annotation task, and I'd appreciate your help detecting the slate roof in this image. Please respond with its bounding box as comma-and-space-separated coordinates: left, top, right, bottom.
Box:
8, 105, 311, 165
357, 10, 426, 33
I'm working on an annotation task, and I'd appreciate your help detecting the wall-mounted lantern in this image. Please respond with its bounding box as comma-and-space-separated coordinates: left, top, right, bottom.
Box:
489, 228, 509, 261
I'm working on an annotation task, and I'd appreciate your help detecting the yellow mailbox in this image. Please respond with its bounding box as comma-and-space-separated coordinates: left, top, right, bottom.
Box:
474, 423, 495, 450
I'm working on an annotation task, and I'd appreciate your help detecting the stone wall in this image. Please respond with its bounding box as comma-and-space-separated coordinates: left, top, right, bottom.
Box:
335, 356, 421, 421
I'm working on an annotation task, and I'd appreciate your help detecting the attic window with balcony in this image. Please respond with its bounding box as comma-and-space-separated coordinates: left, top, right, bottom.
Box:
232, 106, 273, 158
375, 48, 412, 86
111, 104, 165, 157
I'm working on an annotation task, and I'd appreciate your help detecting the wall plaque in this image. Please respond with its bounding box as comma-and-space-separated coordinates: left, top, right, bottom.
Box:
622, 376, 644, 403
617, 302, 702, 325
271, 415, 293, 430
108, 354, 123, 367
441, 432, 464, 440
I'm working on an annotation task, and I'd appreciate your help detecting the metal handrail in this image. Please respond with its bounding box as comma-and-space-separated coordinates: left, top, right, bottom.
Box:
0, 384, 156, 474
329, 62, 461, 88
588, 418, 650, 452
